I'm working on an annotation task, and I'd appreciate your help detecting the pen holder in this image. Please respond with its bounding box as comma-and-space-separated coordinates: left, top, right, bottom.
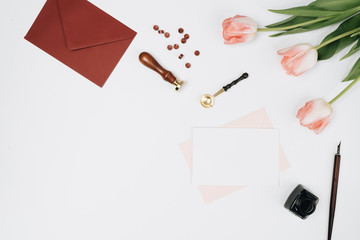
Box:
284, 184, 319, 219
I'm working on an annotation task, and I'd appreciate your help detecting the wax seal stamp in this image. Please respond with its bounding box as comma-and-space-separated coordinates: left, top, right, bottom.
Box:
139, 52, 184, 91
284, 184, 319, 219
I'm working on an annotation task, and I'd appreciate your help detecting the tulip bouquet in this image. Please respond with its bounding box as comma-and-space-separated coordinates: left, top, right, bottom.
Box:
222, 0, 360, 134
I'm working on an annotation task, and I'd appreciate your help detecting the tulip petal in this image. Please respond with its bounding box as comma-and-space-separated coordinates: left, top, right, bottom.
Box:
278, 44, 311, 56
293, 49, 318, 76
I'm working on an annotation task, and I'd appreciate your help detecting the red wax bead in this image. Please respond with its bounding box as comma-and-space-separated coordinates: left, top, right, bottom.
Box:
194, 50, 200, 56
185, 63, 191, 68
167, 45, 173, 50
184, 34, 189, 39
181, 38, 186, 44
178, 28, 184, 34
174, 44, 179, 49
164, 32, 170, 38
153, 25, 159, 31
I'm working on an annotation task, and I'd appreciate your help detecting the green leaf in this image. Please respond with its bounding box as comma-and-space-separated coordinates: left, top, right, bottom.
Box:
269, 8, 360, 37
310, 0, 360, 11
341, 39, 360, 60
300, 9, 360, 31
318, 14, 360, 60
343, 57, 360, 81
269, 6, 342, 17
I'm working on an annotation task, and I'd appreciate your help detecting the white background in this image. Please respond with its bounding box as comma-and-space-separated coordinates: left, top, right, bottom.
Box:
1, 0, 360, 239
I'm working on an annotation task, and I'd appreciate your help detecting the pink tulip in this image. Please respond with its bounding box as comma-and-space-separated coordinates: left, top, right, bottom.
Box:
222, 15, 258, 44
278, 43, 318, 76
296, 98, 333, 134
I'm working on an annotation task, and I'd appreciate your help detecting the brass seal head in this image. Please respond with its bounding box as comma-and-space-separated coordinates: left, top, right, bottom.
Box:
173, 79, 184, 91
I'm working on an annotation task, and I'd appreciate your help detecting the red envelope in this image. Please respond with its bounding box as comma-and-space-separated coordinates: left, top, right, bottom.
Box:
25, 0, 137, 87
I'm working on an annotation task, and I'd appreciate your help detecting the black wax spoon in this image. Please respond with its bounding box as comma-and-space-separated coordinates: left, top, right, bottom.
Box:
200, 73, 249, 108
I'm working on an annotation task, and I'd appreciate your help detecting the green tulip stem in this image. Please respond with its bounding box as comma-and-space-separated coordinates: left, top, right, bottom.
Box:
316, 27, 360, 50
257, 16, 331, 32
329, 76, 360, 105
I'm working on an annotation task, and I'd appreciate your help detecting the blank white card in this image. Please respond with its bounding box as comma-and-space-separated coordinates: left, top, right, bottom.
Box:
192, 128, 279, 186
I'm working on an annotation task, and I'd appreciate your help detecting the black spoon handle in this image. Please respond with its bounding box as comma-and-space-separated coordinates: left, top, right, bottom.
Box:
223, 73, 249, 92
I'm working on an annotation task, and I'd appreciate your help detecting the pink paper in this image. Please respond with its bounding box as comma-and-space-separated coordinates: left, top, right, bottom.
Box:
179, 108, 290, 203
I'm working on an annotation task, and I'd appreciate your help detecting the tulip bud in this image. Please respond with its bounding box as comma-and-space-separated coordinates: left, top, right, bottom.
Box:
278, 43, 318, 76
222, 15, 258, 44
296, 98, 333, 134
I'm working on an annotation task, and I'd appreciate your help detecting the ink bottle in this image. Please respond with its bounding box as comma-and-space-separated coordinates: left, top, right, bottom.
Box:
284, 184, 319, 219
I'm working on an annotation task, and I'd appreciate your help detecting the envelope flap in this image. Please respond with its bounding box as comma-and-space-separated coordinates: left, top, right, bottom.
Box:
56, 0, 136, 50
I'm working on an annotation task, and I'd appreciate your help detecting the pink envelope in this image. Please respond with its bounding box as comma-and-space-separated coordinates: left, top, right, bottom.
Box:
179, 108, 290, 203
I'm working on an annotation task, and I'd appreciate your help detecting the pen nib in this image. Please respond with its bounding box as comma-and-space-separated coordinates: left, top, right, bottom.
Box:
337, 141, 341, 154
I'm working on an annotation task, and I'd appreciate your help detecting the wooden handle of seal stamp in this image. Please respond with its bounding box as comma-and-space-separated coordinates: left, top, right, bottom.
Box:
139, 52, 176, 84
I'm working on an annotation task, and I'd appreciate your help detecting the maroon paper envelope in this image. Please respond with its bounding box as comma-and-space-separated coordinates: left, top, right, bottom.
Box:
25, 0, 137, 87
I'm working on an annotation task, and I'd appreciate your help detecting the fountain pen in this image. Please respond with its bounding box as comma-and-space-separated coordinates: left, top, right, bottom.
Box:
328, 142, 341, 240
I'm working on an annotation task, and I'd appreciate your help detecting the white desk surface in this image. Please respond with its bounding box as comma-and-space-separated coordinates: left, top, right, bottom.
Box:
1, 0, 360, 239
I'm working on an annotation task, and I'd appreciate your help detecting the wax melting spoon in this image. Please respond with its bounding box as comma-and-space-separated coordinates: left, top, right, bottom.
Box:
200, 73, 249, 108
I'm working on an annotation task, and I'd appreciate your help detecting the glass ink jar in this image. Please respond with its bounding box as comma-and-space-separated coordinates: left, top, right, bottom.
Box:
284, 184, 319, 219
